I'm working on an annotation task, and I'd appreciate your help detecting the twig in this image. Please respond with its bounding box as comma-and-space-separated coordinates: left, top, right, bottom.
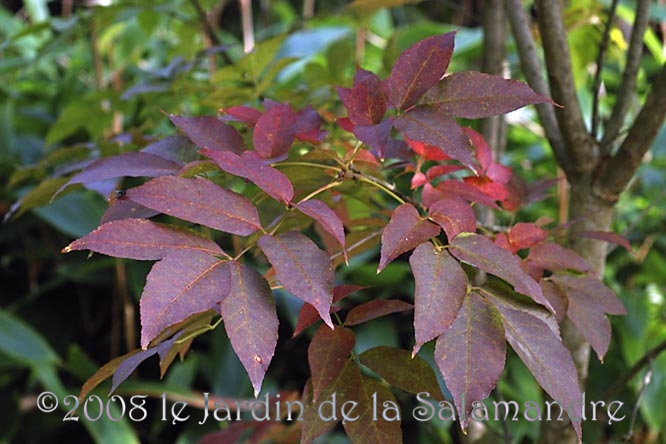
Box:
591, 0, 619, 140
623, 366, 652, 442
239, 0, 254, 53
188, 0, 220, 46
601, 0, 652, 151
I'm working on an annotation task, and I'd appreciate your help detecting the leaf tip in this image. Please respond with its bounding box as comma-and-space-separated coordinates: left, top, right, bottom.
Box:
61, 245, 72, 254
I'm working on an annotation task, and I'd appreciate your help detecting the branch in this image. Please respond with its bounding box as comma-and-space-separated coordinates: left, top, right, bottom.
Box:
536, 0, 597, 175
594, 62, 666, 201
504, 0, 570, 173
601, 0, 652, 150
602, 338, 666, 402
188, 0, 220, 46
591, 0, 619, 139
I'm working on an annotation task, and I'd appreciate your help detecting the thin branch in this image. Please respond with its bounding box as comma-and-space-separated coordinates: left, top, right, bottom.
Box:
536, 0, 597, 176
591, 0, 619, 139
602, 338, 666, 401
601, 0, 652, 150
504, 0, 570, 174
594, 62, 666, 202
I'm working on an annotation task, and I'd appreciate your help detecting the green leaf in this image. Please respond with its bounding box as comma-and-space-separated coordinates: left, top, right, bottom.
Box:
0, 309, 60, 366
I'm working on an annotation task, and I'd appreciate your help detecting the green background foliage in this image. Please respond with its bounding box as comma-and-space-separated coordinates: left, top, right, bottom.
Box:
1, 0, 665, 443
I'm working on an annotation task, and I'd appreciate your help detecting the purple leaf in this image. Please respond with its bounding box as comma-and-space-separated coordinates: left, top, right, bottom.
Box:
258, 232, 334, 328
484, 284, 583, 442
101, 199, 160, 224
62, 219, 225, 260
435, 292, 505, 428
345, 299, 413, 326
353, 118, 394, 159
526, 242, 592, 274
170, 115, 244, 154
394, 106, 476, 172
201, 148, 294, 204
126, 176, 262, 236
253, 103, 297, 158
379, 203, 441, 272
140, 251, 231, 348
56, 152, 181, 197
219, 261, 278, 397
296, 199, 347, 262
308, 325, 355, 402
410, 242, 468, 355
450, 233, 553, 312
550, 274, 626, 360
337, 69, 387, 125
294, 106, 326, 143
428, 196, 477, 239
111, 334, 180, 393
424, 71, 553, 118
384, 32, 456, 110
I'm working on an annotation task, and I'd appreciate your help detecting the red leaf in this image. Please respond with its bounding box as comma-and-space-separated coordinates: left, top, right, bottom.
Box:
411, 171, 428, 189
463, 175, 509, 201
140, 251, 230, 348
56, 152, 181, 197
170, 115, 244, 154
308, 325, 355, 402
353, 117, 394, 159
507, 222, 547, 251
219, 261, 278, 397
527, 241, 592, 274
434, 292, 505, 428
405, 135, 451, 161
423, 71, 553, 118
410, 242, 468, 355
394, 106, 476, 172
337, 69, 387, 125
345, 299, 413, 326
433, 180, 500, 208
62, 219, 225, 260
141, 135, 199, 164
379, 203, 440, 272
484, 284, 583, 442
550, 274, 626, 359
296, 199, 347, 262
201, 148, 294, 203
428, 196, 477, 239
426, 164, 464, 180
300, 379, 338, 444
450, 233, 553, 312
385, 32, 456, 110
575, 230, 632, 252
253, 103, 297, 159
126, 176, 262, 236
258, 232, 334, 328
359, 346, 443, 400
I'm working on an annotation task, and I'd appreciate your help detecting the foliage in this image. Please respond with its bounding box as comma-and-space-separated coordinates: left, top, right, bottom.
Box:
2, 1, 665, 444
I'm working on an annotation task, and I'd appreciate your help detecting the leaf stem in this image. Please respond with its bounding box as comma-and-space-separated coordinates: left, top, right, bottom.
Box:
175, 317, 223, 344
